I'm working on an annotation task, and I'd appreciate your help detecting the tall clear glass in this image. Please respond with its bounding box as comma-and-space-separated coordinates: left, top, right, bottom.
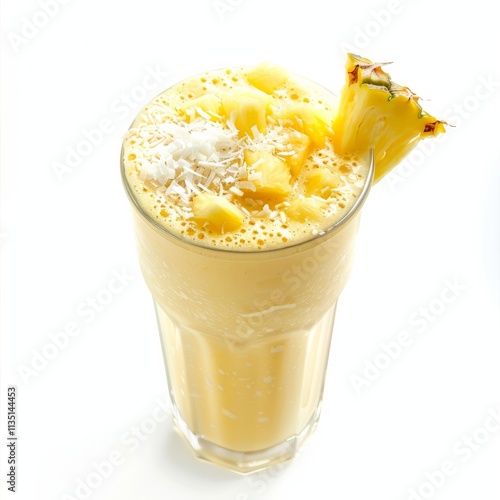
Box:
121, 86, 374, 475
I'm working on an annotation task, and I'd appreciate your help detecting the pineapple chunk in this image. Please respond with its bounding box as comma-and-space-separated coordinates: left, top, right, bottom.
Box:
279, 103, 331, 147
333, 53, 446, 182
305, 167, 341, 198
286, 131, 311, 177
221, 90, 273, 137
286, 197, 325, 222
247, 62, 289, 94
191, 193, 244, 232
244, 149, 292, 198
180, 94, 222, 121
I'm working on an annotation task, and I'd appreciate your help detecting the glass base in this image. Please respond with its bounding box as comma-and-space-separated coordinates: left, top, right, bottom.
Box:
171, 399, 322, 474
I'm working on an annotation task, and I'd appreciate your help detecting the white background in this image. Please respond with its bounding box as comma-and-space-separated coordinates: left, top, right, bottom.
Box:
1, 1, 499, 499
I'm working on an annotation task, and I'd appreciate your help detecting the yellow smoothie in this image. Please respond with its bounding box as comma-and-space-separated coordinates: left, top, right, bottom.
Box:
122, 63, 373, 472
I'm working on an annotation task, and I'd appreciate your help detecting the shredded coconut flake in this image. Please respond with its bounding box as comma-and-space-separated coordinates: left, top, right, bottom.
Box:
236, 181, 257, 192
129, 109, 301, 216
130, 116, 249, 210
247, 170, 263, 181
229, 186, 244, 197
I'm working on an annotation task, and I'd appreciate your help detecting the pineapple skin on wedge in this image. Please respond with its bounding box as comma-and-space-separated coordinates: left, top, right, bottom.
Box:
333, 53, 446, 182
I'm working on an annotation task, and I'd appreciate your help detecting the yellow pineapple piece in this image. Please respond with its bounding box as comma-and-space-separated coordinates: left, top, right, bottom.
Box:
244, 149, 292, 198
221, 90, 273, 137
285, 131, 311, 177
191, 193, 245, 232
305, 167, 341, 198
286, 197, 325, 222
247, 62, 289, 94
181, 94, 222, 121
279, 103, 331, 147
333, 53, 446, 182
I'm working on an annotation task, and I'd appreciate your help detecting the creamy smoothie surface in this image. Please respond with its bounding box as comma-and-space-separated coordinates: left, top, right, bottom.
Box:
122, 63, 369, 250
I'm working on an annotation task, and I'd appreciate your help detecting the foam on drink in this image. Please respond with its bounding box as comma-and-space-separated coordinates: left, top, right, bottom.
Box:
122, 64, 369, 251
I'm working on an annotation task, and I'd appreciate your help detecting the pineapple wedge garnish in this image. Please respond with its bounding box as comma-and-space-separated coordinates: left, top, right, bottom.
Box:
192, 193, 245, 232
244, 149, 292, 198
333, 53, 446, 182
